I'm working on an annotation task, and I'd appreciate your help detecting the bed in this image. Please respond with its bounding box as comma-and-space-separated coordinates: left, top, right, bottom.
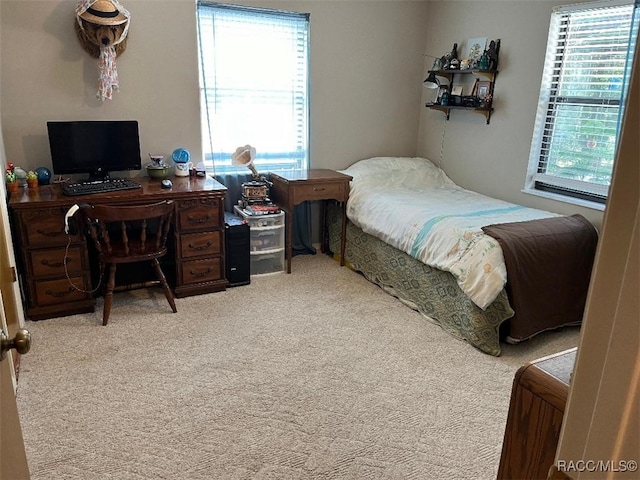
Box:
326, 157, 598, 355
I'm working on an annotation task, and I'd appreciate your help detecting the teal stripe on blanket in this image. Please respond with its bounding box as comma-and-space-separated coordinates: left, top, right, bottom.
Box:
410, 205, 526, 257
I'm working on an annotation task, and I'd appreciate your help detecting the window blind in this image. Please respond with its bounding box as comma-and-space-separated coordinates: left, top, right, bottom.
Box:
197, 3, 309, 174
527, 0, 638, 204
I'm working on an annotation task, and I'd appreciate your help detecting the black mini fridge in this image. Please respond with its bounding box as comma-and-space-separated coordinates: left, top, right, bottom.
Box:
224, 212, 250, 287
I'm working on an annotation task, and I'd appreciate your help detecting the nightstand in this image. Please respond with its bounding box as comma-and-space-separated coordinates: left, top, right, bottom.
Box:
269, 169, 352, 273
497, 347, 577, 480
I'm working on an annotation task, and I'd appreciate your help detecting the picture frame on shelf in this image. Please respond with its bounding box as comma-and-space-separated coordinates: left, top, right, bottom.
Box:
451, 85, 463, 96
465, 37, 486, 63
474, 80, 492, 99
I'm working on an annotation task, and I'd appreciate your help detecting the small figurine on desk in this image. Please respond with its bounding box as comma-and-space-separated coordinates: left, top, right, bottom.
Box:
26, 171, 39, 189
5, 163, 18, 192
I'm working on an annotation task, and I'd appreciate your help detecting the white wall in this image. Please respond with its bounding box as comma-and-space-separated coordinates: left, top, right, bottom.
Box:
0, 0, 429, 176
3, 0, 605, 229
418, 0, 604, 229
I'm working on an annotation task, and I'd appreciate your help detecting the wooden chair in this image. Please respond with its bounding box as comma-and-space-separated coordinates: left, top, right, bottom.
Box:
80, 200, 177, 325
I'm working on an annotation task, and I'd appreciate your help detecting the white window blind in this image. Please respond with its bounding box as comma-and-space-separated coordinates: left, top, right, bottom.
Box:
526, 0, 639, 205
196, 3, 309, 174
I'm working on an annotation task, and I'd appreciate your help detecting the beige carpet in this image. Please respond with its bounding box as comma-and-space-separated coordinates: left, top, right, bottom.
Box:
16, 254, 579, 480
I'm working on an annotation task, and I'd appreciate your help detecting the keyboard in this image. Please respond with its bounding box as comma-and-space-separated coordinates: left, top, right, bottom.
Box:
62, 178, 142, 196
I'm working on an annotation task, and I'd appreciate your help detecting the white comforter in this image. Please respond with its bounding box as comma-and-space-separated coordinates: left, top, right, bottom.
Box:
342, 157, 558, 310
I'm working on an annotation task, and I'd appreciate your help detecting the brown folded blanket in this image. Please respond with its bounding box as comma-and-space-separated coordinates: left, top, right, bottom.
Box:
482, 214, 598, 342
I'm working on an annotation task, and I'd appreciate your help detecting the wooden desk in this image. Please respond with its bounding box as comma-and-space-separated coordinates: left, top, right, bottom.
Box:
8, 176, 227, 320
269, 169, 352, 273
497, 347, 577, 480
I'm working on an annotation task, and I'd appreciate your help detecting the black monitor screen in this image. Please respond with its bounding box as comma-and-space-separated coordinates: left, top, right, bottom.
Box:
47, 120, 141, 180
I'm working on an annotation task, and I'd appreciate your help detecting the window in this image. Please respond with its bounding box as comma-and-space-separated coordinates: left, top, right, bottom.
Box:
526, 0, 639, 206
196, 3, 309, 174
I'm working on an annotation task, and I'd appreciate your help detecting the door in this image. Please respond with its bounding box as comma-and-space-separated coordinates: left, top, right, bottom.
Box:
0, 315, 30, 480
0, 131, 30, 478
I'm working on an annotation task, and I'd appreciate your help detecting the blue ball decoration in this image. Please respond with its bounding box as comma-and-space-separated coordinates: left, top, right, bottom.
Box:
34, 166, 52, 185
171, 148, 191, 164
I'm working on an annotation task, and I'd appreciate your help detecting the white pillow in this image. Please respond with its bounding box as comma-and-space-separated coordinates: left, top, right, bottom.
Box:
342, 157, 456, 189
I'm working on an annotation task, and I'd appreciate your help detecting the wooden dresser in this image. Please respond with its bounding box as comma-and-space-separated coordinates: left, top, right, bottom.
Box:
8, 176, 227, 320
497, 348, 577, 480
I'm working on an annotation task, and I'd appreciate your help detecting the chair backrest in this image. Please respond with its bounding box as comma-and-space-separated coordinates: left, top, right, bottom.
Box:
80, 200, 174, 261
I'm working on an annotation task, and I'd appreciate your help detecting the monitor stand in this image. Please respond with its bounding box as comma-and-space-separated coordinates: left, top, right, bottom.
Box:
85, 171, 111, 183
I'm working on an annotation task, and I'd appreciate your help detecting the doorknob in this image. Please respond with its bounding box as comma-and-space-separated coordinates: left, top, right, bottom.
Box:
0, 328, 31, 361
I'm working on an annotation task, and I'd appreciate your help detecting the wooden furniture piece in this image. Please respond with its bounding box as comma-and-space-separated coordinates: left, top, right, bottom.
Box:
497, 347, 577, 480
79, 200, 177, 325
425, 69, 498, 124
8, 176, 227, 321
269, 169, 352, 273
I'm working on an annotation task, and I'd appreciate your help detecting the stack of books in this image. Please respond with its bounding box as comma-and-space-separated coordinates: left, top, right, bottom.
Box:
241, 204, 281, 216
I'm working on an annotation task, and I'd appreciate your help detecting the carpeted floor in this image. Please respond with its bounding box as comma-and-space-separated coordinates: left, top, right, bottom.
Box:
16, 254, 579, 479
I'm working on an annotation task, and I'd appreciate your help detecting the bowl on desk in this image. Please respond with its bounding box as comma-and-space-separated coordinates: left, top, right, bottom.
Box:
146, 163, 170, 180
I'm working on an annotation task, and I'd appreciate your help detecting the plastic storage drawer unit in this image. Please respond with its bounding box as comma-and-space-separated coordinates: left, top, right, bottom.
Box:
251, 251, 286, 276
233, 206, 285, 276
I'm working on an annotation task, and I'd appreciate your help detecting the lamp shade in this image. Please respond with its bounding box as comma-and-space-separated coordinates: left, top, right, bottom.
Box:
423, 71, 440, 89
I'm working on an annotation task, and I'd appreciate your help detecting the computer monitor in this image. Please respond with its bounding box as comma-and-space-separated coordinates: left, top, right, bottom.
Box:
47, 120, 141, 181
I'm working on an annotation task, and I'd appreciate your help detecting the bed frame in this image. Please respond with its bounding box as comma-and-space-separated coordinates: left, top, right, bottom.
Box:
326, 203, 596, 356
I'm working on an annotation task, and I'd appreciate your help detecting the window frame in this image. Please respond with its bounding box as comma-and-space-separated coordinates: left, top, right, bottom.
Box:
196, 2, 310, 175
524, 0, 639, 209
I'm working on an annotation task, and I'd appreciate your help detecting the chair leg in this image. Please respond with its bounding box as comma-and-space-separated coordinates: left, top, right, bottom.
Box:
103, 263, 117, 326
152, 259, 177, 313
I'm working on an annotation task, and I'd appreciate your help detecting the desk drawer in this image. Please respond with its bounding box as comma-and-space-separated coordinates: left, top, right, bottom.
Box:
292, 182, 347, 203
29, 246, 86, 277
180, 257, 223, 285
179, 231, 222, 259
34, 277, 92, 306
176, 198, 221, 232
20, 208, 80, 247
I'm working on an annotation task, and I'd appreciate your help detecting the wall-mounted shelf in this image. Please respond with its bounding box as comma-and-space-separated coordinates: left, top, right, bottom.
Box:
426, 69, 499, 124
425, 103, 495, 124
430, 69, 498, 82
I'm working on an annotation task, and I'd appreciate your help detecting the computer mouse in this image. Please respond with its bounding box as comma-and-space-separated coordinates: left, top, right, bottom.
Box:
161, 179, 172, 189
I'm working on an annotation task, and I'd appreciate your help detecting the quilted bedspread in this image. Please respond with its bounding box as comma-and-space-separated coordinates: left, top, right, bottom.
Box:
341, 157, 559, 310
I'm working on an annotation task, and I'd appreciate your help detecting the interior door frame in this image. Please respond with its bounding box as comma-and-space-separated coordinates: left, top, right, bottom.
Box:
0, 127, 30, 478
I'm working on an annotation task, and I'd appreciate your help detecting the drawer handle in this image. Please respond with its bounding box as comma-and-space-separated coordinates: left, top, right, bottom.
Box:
187, 214, 212, 224
45, 286, 76, 298
189, 267, 213, 278
41, 259, 68, 268
188, 241, 213, 251
313, 187, 326, 192
36, 229, 63, 238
